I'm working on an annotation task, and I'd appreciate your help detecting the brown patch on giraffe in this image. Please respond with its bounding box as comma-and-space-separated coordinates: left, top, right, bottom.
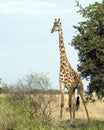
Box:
60, 45, 64, 48
61, 49, 65, 53
60, 39, 63, 43
62, 61, 66, 66
66, 68, 69, 71
65, 73, 69, 78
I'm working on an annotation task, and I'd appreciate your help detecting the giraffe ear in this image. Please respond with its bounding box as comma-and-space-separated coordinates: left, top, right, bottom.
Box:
55, 18, 57, 21
58, 18, 60, 22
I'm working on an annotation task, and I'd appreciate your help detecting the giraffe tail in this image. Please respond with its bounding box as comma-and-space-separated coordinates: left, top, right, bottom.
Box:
76, 96, 80, 111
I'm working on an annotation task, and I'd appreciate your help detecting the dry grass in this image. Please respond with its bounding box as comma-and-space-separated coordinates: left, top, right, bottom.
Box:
53, 94, 104, 123
0, 93, 104, 129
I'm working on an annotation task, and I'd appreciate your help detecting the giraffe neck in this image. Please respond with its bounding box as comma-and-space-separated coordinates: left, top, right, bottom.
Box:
58, 29, 69, 65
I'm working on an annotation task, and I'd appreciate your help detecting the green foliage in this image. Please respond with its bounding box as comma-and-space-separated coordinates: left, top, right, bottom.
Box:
71, 1, 104, 97
0, 72, 59, 130
0, 83, 9, 94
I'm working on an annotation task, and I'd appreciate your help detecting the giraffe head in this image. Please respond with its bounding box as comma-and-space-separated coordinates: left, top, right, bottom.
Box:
51, 18, 61, 33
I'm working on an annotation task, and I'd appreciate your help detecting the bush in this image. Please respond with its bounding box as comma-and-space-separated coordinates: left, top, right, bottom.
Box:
0, 72, 59, 130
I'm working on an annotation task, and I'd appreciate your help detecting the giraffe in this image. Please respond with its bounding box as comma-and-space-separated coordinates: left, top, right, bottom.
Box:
51, 18, 89, 126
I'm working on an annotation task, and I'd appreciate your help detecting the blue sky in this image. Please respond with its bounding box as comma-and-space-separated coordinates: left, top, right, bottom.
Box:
0, 0, 102, 89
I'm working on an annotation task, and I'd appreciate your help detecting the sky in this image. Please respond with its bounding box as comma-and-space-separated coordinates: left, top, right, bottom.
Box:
0, 0, 102, 90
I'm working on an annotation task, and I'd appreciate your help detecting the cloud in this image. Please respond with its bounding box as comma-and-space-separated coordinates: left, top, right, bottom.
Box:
0, 0, 75, 15
0, 0, 52, 14
0, 0, 51, 14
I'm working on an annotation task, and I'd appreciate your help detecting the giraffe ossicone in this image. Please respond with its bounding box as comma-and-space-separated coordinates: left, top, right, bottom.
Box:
51, 18, 89, 126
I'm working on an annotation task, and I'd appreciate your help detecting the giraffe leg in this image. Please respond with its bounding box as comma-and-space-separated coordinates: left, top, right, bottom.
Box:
77, 80, 89, 122
68, 90, 74, 126
72, 95, 76, 126
60, 84, 64, 119
79, 90, 89, 122
70, 94, 76, 127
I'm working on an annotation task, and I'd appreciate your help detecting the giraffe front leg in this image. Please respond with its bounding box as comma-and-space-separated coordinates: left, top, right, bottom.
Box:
72, 95, 76, 127
60, 83, 64, 119
68, 91, 73, 125
70, 97, 76, 127
68, 90, 76, 127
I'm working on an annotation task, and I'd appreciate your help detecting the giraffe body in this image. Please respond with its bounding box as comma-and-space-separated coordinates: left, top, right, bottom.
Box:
51, 19, 89, 126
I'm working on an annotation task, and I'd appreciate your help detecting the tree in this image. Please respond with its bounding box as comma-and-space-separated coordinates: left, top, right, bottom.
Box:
71, 1, 104, 97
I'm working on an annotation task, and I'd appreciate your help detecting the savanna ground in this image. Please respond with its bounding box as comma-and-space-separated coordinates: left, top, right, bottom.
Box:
0, 93, 104, 130
52, 94, 104, 130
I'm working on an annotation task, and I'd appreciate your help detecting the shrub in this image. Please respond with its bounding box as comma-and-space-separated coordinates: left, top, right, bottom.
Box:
0, 72, 59, 130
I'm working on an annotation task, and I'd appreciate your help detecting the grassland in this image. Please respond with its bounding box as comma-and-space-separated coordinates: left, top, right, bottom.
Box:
52, 94, 104, 130
54, 94, 104, 121
0, 73, 103, 130
0, 94, 104, 130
